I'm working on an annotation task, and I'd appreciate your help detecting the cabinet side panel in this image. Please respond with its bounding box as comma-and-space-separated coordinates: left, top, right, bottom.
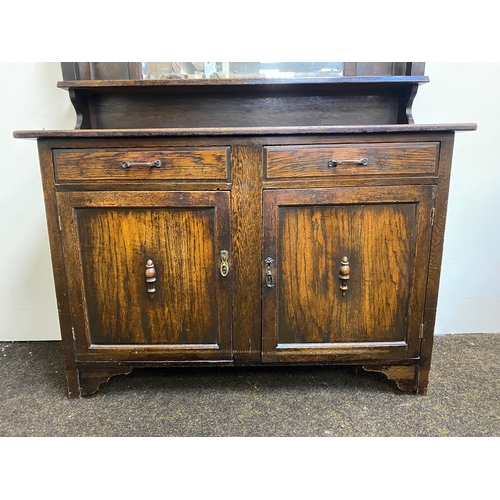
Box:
418, 134, 455, 392
37, 141, 80, 397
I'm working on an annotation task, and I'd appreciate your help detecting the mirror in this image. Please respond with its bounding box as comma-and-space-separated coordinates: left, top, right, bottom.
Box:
141, 62, 344, 80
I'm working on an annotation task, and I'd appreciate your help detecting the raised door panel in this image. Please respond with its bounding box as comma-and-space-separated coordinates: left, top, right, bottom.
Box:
57, 191, 231, 362
262, 185, 434, 363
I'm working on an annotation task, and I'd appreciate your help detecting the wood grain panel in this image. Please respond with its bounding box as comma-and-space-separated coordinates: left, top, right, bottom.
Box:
230, 145, 263, 362
89, 93, 401, 129
277, 203, 415, 343
78, 207, 217, 345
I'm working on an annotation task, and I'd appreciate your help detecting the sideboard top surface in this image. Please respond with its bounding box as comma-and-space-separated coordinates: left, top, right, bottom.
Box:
13, 123, 477, 140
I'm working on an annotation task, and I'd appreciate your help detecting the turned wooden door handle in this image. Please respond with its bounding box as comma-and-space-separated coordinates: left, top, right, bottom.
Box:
145, 259, 156, 299
339, 256, 350, 296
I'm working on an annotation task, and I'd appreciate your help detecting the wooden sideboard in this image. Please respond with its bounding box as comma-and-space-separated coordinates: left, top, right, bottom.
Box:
14, 64, 476, 397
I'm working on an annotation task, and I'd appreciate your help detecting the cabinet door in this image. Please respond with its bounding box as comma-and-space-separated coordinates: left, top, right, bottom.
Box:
57, 191, 231, 362
262, 186, 434, 363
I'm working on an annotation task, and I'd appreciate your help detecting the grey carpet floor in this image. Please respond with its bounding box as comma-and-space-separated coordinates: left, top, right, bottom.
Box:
0, 333, 498, 436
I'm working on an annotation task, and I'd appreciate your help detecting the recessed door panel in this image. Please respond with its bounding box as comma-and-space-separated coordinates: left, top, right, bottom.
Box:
77, 206, 218, 345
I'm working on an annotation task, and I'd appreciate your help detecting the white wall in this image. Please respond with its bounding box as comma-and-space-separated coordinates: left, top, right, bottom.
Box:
0, 62, 498, 340
0, 63, 75, 340
414, 63, 500, 334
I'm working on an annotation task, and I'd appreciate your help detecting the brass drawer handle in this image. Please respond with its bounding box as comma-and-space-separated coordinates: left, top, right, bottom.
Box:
339, 256, 350, 296
328, 158, 368, 168
122, 160, 162, 169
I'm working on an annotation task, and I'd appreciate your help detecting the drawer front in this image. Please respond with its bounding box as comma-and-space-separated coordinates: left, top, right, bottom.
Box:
265, 142, 439, 179
54, 147, 230, 182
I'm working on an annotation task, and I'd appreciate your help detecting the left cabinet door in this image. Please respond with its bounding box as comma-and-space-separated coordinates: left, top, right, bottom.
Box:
57, 190, 232, 362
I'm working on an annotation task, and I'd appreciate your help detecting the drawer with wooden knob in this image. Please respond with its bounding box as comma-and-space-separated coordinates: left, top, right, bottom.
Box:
53, 147, 230, 183
264, 142, 439, 179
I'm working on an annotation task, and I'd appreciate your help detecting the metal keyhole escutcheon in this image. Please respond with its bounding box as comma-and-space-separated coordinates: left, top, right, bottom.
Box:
220, 250, 229, 277
265, 257, 275, 288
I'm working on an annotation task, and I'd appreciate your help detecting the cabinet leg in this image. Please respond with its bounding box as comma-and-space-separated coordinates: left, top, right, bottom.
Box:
65, 368, 81, 399
416, 366, 430, 395
73, 366, 133, 397
362, 365, 418, 393
416, 386, 428, 396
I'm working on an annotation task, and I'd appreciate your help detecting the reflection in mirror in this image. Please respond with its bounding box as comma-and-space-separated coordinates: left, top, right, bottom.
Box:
142, 62, 344, 80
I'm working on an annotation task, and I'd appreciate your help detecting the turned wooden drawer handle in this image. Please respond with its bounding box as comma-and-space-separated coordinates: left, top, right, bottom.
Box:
122, 160, 162, 169
328, 158, 368, 168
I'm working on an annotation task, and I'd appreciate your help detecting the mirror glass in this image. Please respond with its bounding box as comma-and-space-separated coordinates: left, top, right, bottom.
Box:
142, 62, 343, 80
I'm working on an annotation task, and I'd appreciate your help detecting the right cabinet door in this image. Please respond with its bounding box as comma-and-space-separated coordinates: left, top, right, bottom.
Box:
262, 185, 435, 363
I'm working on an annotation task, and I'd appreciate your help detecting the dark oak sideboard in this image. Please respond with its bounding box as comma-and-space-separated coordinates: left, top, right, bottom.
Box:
15, 66, 476, 397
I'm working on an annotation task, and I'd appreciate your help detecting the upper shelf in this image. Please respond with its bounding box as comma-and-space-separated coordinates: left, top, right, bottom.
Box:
57, 75, 430, 90
57, 62, 429, 129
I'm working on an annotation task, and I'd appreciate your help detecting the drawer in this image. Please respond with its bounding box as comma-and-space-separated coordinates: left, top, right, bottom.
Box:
265, 143, 439, 179
54, 147, 230, 182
